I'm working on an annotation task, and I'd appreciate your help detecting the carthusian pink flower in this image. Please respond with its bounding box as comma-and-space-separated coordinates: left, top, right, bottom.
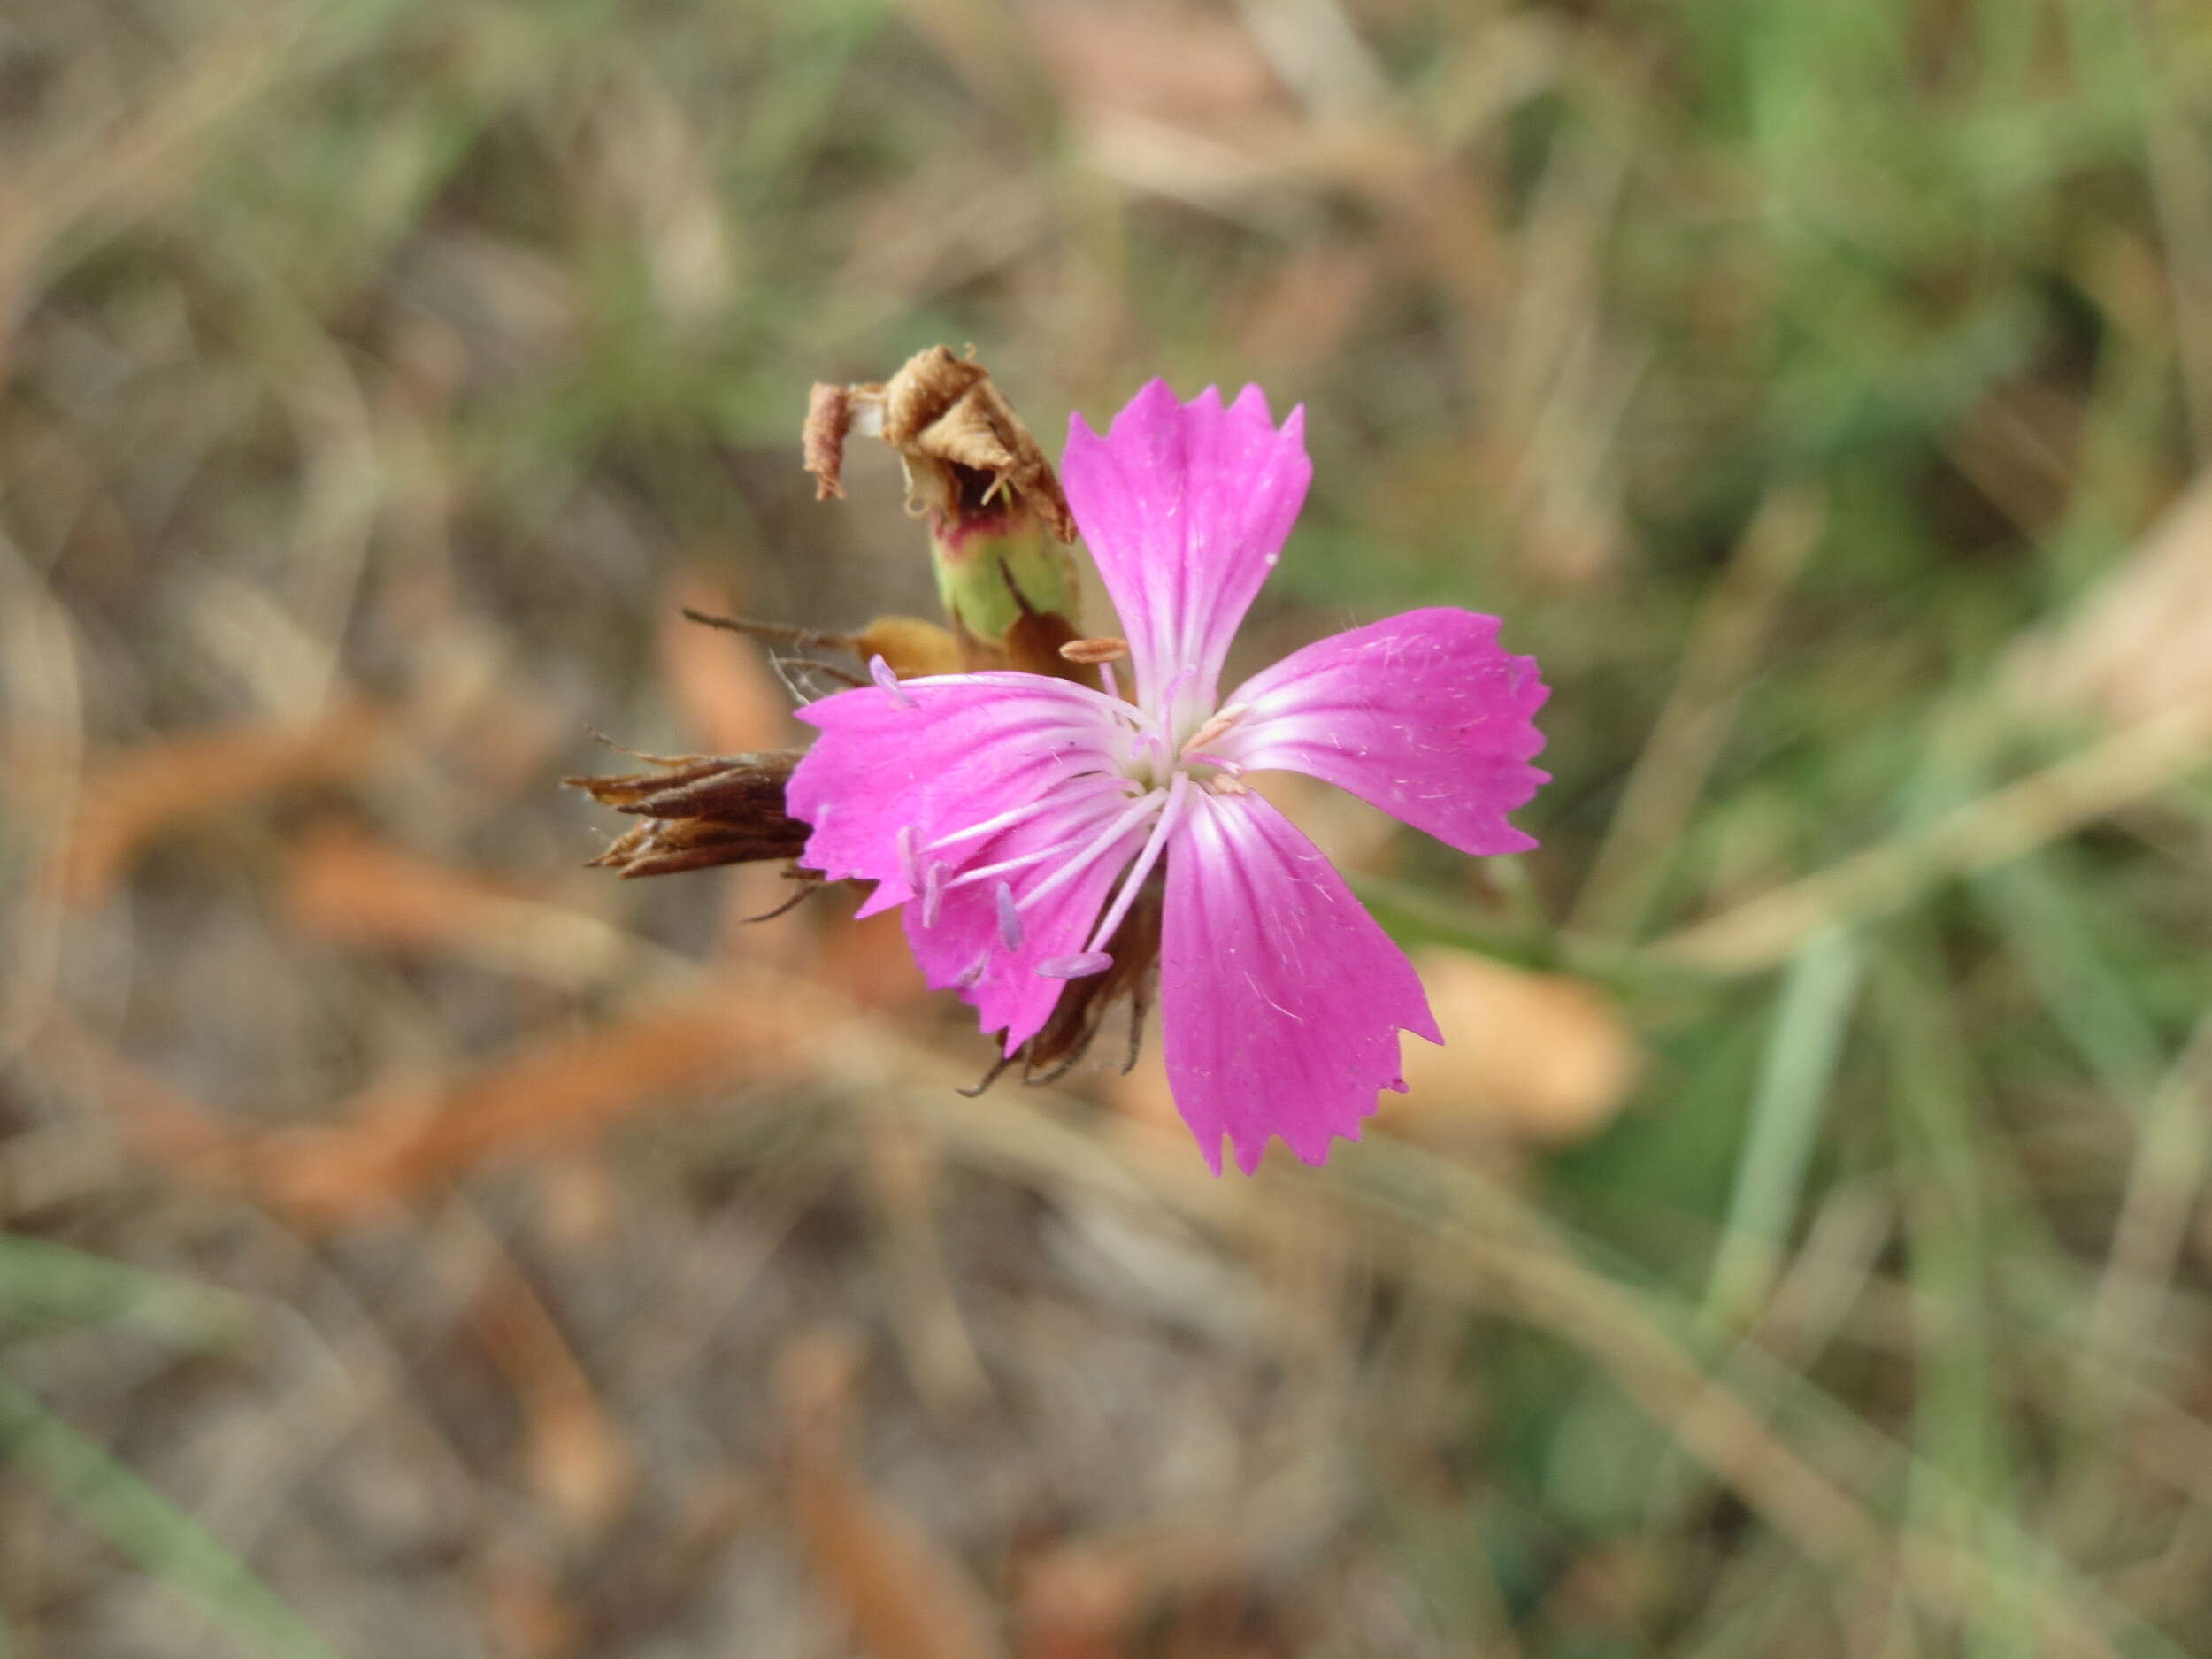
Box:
787, 380, 1548, 1172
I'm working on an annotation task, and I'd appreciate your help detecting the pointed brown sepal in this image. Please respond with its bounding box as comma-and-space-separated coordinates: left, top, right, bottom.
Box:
962, 882, 1163, 1092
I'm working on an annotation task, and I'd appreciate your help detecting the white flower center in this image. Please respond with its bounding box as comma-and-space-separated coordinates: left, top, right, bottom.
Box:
1113, 695, 1249, 796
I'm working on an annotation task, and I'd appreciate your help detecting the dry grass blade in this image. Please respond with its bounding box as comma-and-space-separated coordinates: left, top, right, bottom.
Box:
252, 988, 805, 1224
2009, 473, 2212, 729
0, 6, 303, 327
41, 1018, 247, 1182
861, 1120, 990, 1415
470, 1234, 636, 1539
0, 536, 85, 1061
1653, 695, 2212, 973
1571, 486, 1825, 939
894, 1080, 2160, 1657
779, 1330, 1008, 1659
2087, 1012, 2212, 1368
61, 703, 394, 907
282, 826, 648, 987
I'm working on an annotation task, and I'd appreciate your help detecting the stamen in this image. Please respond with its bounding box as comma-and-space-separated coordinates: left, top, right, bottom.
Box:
1083, 771, 1190, 955
953, 949, 989, 988
947, 791, 1158, 895
869, 654, 916, 708
950, 837, 1084, 889
1035, 952, 1113, 979
895, 824, 921, 889
926, 795, 1062, 853
995, 882, 1025, 949
920, 861, 948, 928
1058, 636, 1130, 665
1018, 795, 1162, 912
1179, 703, 1251, 760
1180, 753, 1244, 775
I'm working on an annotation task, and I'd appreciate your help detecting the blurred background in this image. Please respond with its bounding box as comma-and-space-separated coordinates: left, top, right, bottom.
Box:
6, 0, 2212, 1654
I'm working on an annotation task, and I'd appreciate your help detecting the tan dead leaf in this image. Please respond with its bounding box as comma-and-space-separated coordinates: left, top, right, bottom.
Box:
661, 569, 799, 753
1387, 950, 1640, 1147
779, 1330, 1008, 1659
253, 987, 806, 1224
2008, 473, 2212, 728
282, 826, 636, 987
61, 702, 393, 906
473, 1255, 635, 1539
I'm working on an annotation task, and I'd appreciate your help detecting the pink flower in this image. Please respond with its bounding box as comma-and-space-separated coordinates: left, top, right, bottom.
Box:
787, 380, 1549, 1172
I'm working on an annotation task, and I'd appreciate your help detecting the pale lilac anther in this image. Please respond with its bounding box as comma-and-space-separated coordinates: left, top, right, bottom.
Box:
868, 654, 914, 708
787, 380, 1548, 1171
1036, 952, 1114, 979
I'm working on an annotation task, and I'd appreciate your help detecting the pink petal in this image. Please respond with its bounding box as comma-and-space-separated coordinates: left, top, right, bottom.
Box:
1159, 787, 1440, 1175
1216, 608, 1549, 856
787, 672, 1148, 1053
790, 672, 1126, 903
903, 786, 1150, 1054
1061, 381, 1312, 737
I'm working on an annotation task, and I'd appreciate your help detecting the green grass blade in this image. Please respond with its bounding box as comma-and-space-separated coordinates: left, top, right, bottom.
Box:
0, 1235, 253, 1345
0, 1376, 345, 1659
1703, 926, 1866, 1329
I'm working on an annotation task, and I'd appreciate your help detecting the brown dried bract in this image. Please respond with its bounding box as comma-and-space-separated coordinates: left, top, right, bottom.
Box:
1000, 601, 1090, 683
565, 749, 811, 879
806, 346, 1075, 542
680, 607, 967, 680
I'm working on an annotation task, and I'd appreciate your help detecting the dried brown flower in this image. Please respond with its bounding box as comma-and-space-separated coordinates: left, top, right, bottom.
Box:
565, 749, 812, 882
804, 345, 1074, 542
